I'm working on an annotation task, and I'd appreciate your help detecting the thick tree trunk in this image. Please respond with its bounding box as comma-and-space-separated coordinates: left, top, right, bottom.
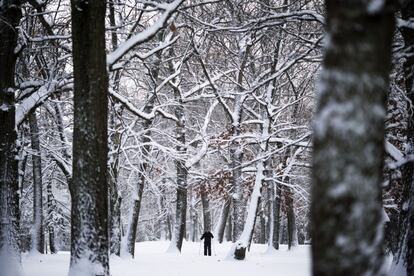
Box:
231, 124, 245, 242
396, 1, 414, 274
125, 198, 140, 257
29, 112, 45, 254
225, 209, 233, 242
285, 185, 298, 249
167, 57, 188, 252
200, 184, 212, 232
188, 184, 197, 241
311, 2, 395, 276
0, 1, 22, 275
109, 110, 122, 256
125, 122, 151, 257
125, 169, 145, 257
216, 199, 230, 243
69, 0, 109, 275
169, 103, 187, 252
267, 182, 281, 250
231, 162, 264, 260
109, 186, 121, 256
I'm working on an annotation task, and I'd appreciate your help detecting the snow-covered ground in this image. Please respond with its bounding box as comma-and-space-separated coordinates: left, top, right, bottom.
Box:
23, 241, 311, 276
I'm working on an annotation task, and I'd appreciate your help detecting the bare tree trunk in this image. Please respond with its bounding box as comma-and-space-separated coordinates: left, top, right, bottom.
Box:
225, 208, 233, 242
29, 112, 44, 254
46, 177, 56, 254
125, 198, 140, 257
0, 1, 22, 275
200, 184, 211, 232
69, 0, 109, 274
311, 1, 395, 275
188, 184, 196, 241
169, 100, 187, 252
125, 122, 151, 257
231, 123, 245, 242
395, 1, 414, 274
216, 199, 230, 243
285, 185, 298, 249
232, 162, 264, 260
108, 109, 122, 256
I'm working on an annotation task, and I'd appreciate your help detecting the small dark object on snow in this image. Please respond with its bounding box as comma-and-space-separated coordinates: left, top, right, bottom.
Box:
200, 231, 214, 256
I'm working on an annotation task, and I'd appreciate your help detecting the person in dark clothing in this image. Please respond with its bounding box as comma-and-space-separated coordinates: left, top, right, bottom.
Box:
200, 231, 214, 256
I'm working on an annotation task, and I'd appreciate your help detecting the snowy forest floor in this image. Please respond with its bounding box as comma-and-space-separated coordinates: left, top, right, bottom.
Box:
23, 241, 310, 276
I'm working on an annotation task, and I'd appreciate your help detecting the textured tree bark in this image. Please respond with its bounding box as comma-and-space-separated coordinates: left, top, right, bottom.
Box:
108, 110, 122, 256
69, 0, 110, 275
200, 184, 212, 232
109, 186, 121, 256
216, 199, 230, 243
231, 124, 245, 242
170, 97, 187, 252
232, 162, 264, 260
125, 166, 146, 257
397, 1, 414, 274
225, 208, 233, 242
126, 198, 140, 257
46, 178, 56, 254
285, 185, 298, 249
267, 182, 281, 250
125, 120, 151, 257
0, 1, 22, 275
29, 112, 45, 254
311, 1, 395, 275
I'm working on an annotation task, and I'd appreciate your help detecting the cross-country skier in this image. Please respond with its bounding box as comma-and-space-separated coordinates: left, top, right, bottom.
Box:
200, 231, 214, 256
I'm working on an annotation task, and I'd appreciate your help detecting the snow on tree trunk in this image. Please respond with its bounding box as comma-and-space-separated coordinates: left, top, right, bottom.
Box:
46, 176, 56, 254
29, 111, 45, 254
167, 53, 188, 253
215, 199, 230, 243
231, 108, 246, 242
109, 186, 121, 256
108, 108, 122, 256
188, 184, 197, 242
168, 92, 187, 253
225, 210, 233, 242
311, 1, 395, 276
229, 162, 264, 260
0, 1, 22, 275
200, 184, 212, 232
394, 1, 414, 274
267, 181, 281, 251
68, 0, 110, 275
285, 185, 298, 249
125, 198, 140, 258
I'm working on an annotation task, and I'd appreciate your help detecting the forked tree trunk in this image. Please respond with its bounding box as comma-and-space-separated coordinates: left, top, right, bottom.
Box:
69, 0, 110, 275
0, 1, 22, 275
311, 2, 395, 275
